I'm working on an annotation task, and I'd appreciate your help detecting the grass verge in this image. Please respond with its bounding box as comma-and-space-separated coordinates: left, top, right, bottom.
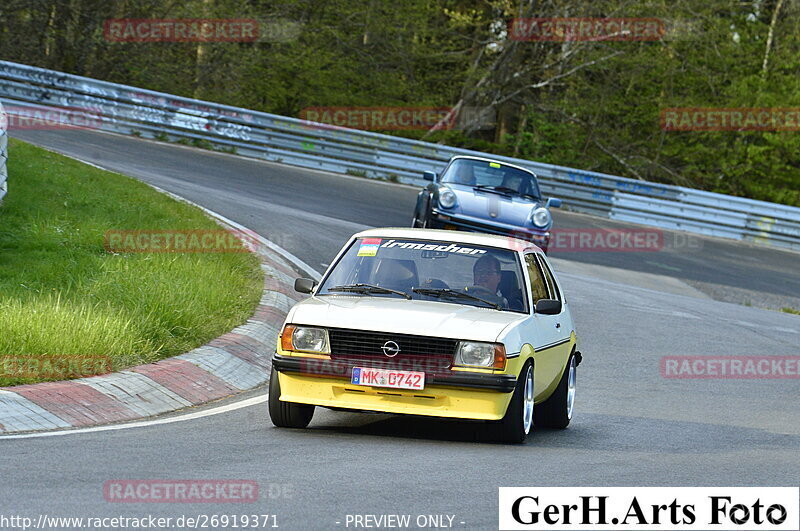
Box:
0, 138, 263, 386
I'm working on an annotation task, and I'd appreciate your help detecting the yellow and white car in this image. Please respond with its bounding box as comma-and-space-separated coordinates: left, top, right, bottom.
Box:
269, 228, 581, 443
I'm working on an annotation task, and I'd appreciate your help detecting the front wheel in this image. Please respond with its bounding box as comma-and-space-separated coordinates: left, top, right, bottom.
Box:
494, 361, 534, 443
412, 197, 431, 228
268, 368, 314, 428
411, 210, 429, 228
535, 352, 576, 429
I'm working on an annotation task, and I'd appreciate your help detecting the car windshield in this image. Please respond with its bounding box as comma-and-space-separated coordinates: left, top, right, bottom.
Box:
317, 238, 529, 313
440, 158, 541, 199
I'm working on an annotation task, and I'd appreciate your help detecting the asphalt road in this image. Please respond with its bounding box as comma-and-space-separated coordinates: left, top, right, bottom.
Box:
8, 129, 800, 308
2, 129, 799, 531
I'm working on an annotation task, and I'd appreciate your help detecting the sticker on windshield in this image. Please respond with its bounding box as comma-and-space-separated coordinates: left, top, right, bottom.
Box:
357, 238, 382, 256
489, 162, 501, 168
380, 239, 486, 255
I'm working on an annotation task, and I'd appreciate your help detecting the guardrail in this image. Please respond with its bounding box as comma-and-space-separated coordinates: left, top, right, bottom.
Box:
0, 60, 798, 251
0, 100, 7, 202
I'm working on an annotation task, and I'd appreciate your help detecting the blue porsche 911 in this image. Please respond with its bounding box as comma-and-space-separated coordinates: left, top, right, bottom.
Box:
411, 156, 562, 252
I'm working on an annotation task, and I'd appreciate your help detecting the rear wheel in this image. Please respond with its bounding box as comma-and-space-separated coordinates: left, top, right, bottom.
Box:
268, 368, 314, 428
535, 352, 576, 429
494, 361, 534, 443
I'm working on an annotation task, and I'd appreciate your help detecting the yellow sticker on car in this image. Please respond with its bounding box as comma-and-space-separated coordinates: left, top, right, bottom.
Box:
489, 162, 501, 168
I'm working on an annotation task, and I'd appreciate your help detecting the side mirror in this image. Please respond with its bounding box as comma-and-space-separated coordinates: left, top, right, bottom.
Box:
294, 278, 317, 294
546, 197, 562, 209
422, 171, 436, 182
535, 298, 562, 315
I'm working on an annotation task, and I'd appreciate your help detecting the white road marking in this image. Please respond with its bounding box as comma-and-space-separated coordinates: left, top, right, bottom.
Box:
0, 394, 267, 440
145, 184, 323, 280
644, 260, 682, 272
0, 151, 314, 439
619, 303, 701, 320
44, 149, 323, 280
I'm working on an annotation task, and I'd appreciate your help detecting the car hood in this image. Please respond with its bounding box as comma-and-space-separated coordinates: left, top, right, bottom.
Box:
448, 186, 541, 225
286, 295, 527, 343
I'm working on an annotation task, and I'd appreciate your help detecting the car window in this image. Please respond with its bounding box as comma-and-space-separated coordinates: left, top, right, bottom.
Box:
524, 253, 549, 305
536, 254, 561, 302
440, 159, 541, 198
318, 238, 529, 313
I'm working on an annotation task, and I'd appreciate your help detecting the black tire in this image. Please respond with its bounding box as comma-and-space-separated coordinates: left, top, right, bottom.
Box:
493, 361, 534, 444
268, 368, 314, 428
412, 210, 429, 228
412, 197, 431, 228
535, 351, 576, 429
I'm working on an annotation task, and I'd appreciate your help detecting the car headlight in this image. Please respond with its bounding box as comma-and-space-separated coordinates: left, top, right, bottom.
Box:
454, 341, 506, 369
531, 207, 552, 228
438, 187, 457, 209
281, 325, 330, 354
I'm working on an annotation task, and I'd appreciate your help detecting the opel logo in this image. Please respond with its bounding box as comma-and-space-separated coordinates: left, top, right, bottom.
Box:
381, 341, 400, 358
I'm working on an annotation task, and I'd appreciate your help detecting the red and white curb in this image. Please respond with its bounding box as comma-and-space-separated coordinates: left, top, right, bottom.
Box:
0, 199, 314, 434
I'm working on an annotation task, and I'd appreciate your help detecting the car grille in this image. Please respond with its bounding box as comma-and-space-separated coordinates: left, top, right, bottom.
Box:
327, 328, 458, 372
445, 218, 509, 236
328, 328, 457, 357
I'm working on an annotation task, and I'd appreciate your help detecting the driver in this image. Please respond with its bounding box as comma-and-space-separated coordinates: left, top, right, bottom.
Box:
467, 255, 508, 307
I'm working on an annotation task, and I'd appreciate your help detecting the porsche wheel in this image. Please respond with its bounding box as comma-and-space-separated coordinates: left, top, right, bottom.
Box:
268, 368, 314, 428
495, 361, 534, 443
535, 352, 576, 429
412, 209, 429, 228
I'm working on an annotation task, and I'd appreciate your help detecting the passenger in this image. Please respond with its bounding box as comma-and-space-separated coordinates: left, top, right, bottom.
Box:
500, 174, 521, 192
450, 164, 475, 186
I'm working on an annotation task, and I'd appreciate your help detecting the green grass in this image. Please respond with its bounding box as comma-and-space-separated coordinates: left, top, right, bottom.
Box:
0, 139, 263, 386
781, 307, 800, 315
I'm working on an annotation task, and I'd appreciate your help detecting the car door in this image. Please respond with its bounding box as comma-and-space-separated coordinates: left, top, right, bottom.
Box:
537, 252, 574, 343
521, 252, 570, 399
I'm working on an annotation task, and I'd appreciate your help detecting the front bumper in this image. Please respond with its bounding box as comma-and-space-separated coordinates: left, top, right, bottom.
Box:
430, 209, 550, 248
272, 354, 516, 420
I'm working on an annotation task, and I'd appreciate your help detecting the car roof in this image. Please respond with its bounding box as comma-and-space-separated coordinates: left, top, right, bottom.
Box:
449, 155, 538, 177
353, 227, 542, 253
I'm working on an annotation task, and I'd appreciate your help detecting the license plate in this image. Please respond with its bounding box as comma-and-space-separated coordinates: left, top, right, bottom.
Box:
351, 367, 425, 390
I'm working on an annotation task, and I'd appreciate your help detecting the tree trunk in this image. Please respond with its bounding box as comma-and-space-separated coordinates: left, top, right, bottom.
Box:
194, 0, 212, 99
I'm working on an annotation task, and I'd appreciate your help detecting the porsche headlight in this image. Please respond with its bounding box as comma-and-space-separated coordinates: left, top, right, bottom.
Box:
454, 341, 506, 369
531, 207, 552, 228
439, 187, 457, 209
281, 325, 330, 354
